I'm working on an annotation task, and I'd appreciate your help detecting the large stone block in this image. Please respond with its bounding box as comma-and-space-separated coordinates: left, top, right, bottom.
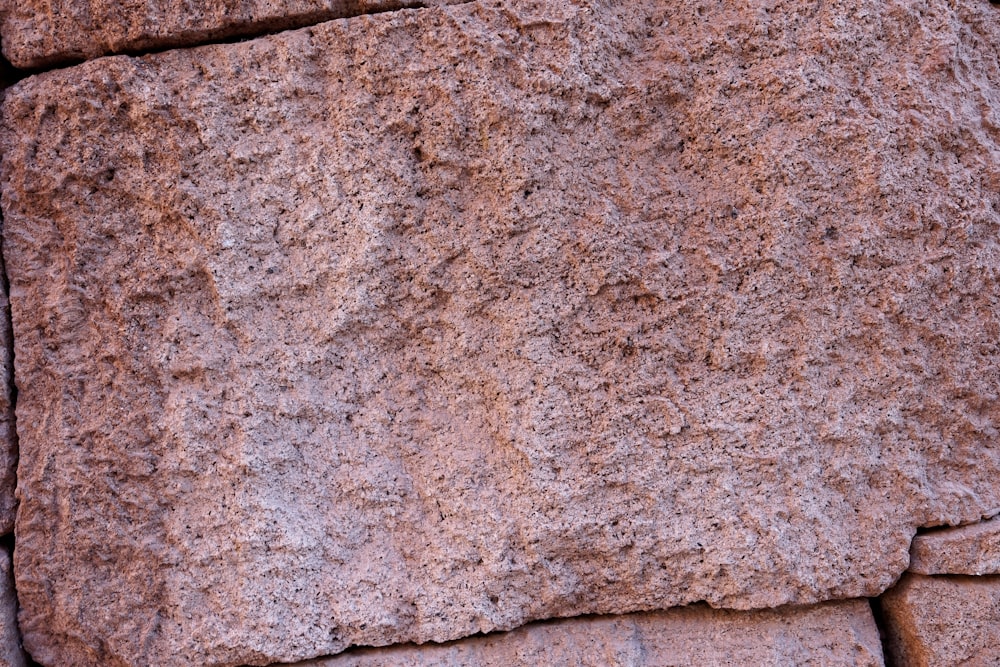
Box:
303, 600, 884, 666
880, 574, 1000, 667
0, 0, 464, 69
909, 516, 1000, 575
2, 0, 999, 665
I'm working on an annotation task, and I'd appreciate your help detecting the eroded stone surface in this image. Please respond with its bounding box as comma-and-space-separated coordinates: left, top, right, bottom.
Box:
880, 574, 1000, 667
910, 515, 1000, 575
0, 0, 464, 69
2, 0, 1000, 665
0, 548, 27, 667
303, 600, 883, 667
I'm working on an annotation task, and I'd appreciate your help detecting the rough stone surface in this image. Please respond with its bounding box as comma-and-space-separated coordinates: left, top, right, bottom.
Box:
2, 0, 1000, 665
0, 548, 27, 667
909, 515, 1000, 575
0, 0, 466, 69
880, 573, 1000, 667
303, 600, 883, 666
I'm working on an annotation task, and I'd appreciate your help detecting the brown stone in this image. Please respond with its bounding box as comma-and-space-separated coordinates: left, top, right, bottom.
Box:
880, 573, 1000, 667
2, 0, 1000, 665
0, 0, 465, 69
0, 548, 27, 667
302, 600, 883, 667
909, 515, 1000, 575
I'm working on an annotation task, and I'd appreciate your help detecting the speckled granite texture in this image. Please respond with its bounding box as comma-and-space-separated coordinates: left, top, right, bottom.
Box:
1, 0, 999, 664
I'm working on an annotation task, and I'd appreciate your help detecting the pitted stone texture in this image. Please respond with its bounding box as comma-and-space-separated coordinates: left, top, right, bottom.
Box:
0, 548, 27, 667
880, 574, 1000, 667
304, 600, 883, 667
910, 515, 1000, 575
2, 0, 1000, 665
0, 0, 465, 69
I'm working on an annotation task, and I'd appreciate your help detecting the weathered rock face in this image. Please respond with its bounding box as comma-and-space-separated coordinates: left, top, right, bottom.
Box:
304, 600, 883, 667
910, 516, 1000, 575
880, 574, 1000, 667
0, 0, 465, 69
2, 0, 1000, 665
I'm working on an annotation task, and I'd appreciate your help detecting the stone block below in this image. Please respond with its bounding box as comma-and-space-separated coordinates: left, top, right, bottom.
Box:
304, 601, 884, 667
880, 574, 1000, 667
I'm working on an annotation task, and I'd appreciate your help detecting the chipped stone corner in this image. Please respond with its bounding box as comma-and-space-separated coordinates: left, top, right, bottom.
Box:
874, 515, 1000, 666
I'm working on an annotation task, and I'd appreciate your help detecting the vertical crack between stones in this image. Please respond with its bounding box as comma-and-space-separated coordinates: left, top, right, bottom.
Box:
868, 597, 896, 667
0, 212, 16, 510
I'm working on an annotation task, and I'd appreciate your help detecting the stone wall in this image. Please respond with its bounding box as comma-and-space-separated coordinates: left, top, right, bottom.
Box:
0, 0, 998, 664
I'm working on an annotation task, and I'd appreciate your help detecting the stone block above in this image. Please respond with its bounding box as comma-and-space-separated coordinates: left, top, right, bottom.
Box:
0, 0, 465, 68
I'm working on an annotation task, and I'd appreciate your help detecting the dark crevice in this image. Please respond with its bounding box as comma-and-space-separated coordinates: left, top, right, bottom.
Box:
4, 0, 474, 78
868, 597, 896, 667
914, 510, 1000, 536
0, 52, 27, 88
